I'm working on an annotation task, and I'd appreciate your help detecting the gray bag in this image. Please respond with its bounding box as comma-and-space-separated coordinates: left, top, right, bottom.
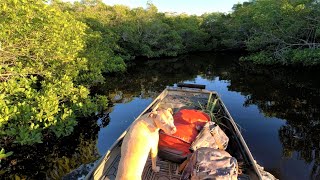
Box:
190, 121, 229, 151
181, 147, 238, 180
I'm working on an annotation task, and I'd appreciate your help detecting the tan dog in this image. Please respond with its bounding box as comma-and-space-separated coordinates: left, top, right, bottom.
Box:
115, 108, 176, 180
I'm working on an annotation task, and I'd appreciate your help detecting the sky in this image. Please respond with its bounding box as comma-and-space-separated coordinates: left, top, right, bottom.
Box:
66, 0, 248, 15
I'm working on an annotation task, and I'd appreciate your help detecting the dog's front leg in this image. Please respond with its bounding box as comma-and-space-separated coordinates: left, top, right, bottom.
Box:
151, 144, 160, 172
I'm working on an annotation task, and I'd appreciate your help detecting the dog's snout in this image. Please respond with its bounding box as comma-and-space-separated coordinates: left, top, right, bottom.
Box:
171, 126, 177, 134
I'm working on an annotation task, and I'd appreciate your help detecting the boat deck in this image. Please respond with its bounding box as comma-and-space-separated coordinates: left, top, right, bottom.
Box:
142, 159, 181, 180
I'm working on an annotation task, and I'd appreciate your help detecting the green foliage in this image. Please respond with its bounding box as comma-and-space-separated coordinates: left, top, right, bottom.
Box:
139, 20, 183, 57
112, 4, 185, 58
202, 0, 320, 65
0, 148, 13, 161
291, 49, 320, 66
166, 14, 210, 52
52, 0, 127, 86
0, 0, 108, 145
200, 13, 225, 49
240, 52, 276, 65
66, 2, 211, 59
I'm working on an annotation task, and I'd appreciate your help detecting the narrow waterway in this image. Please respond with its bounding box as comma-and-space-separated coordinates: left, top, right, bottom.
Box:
2, 52, 320, 179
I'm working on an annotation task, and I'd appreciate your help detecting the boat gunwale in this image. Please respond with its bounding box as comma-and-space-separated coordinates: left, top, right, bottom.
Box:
217, 94, 262, 179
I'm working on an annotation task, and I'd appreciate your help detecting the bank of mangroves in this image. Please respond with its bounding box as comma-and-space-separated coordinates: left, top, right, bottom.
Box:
0, 0, 319, 147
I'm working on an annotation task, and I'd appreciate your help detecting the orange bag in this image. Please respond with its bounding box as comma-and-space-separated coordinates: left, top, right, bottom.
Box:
158, 109, 210, 163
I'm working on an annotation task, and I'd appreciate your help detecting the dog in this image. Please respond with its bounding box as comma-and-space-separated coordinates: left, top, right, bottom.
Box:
115, 108, 176, 180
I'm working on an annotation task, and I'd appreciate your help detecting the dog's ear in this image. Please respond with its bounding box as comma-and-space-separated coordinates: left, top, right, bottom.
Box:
149, 112, 158, 118
167, 108, 173, 115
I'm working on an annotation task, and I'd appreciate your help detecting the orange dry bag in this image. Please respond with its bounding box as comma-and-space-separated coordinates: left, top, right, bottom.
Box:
158, 109, 210, 163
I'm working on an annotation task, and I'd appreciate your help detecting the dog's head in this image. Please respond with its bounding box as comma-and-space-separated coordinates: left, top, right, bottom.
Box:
149, 108, 176, 135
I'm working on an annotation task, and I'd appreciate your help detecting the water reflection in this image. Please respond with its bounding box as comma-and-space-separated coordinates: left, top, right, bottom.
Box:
0, 115, 107, 179
223, 63, 320, 179
97, 53, 241, 101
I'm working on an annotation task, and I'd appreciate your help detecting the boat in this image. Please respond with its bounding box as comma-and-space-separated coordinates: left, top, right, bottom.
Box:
85, 84, 274, 180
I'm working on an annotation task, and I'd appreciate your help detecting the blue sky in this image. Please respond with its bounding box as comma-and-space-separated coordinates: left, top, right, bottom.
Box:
66, 0, 248, 15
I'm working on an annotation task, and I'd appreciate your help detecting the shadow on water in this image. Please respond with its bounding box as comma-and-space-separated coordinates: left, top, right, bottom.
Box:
0, 114, 110, 179
1, 52, 320, 179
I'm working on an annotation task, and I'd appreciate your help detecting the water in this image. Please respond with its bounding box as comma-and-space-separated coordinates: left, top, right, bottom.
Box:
2, 52, 320, 179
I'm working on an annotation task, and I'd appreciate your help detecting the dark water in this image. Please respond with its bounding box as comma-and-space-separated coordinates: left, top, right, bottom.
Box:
2, 52, 320, 179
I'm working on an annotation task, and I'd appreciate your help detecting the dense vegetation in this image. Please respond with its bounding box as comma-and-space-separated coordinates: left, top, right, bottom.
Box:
0, 0, 108, 147
222, 0, 320, 65
1, 0, 319, 148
